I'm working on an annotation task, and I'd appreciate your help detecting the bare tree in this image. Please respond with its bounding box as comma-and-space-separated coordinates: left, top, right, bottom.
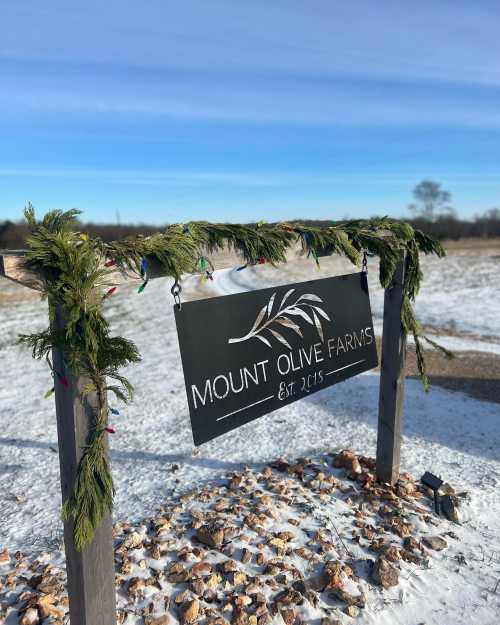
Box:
408, 180, 455, 221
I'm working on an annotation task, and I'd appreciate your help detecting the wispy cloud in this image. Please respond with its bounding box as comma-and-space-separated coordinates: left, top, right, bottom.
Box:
1, 166, 499, 188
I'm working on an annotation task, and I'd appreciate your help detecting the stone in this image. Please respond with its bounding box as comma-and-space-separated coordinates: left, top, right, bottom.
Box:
0, 549, 10, 566
380, 544, 401, 562
180, 599, 200, 624
192, 561, 213, 576
231, 571, 248, 586
371, 557, 399, 588
122, 531, 143, 550
205, 574, 222, 589
280, 608, 296, 625
20, 608, 39, 625
197, 524, 225, 549
190, 578, 206, 596
241, 549, 252, 564
145, 617, 170, 625
321, 618, 342, 625
330, 586, 366, 608
403, 536, 421, 552
275, 588, 303, 606
128, 577, 146, 598
344, 605, 359, 618
423, 535, 448, 551
232, 607, 248, 625
37, 594, 64, 619
333, 450, 361, 474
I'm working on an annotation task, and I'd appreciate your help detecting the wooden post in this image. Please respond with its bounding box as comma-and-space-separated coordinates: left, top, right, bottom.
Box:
52, 302, 116, 625
376, 253, 407, 484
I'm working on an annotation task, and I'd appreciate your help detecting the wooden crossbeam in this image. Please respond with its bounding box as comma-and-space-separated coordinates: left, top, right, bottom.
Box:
0, 244, 307, 290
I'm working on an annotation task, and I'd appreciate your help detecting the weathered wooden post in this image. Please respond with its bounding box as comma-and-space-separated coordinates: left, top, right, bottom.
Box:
376, 253, 407, 484
52, 302, 116, 625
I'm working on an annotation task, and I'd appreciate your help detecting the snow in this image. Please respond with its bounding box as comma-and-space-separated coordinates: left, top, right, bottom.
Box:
1, 249, 500, 624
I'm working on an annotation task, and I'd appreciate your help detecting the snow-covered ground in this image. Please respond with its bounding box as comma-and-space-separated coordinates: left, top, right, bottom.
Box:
1, 247, 500, 624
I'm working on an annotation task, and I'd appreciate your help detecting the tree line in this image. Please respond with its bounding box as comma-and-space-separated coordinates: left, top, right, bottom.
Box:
1, 181, 499, 249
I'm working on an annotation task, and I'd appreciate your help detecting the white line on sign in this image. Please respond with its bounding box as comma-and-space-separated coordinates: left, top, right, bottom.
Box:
217, 395, 275, 421
325, 359, 366, 376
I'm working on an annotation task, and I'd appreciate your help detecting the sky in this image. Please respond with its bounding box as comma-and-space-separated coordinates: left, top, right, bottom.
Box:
1, 0, 500, 224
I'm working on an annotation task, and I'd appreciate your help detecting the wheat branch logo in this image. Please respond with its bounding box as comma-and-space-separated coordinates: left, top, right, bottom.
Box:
228, 289, 331, 349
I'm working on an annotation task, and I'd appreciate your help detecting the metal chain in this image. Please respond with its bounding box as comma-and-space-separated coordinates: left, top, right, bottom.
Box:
171, 279, 182, 310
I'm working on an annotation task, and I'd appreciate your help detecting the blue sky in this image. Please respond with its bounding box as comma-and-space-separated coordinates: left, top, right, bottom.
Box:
1, 1, 499, 224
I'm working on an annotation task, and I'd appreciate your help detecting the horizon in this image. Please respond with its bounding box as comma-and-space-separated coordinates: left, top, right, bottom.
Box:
1, 1, 500, 224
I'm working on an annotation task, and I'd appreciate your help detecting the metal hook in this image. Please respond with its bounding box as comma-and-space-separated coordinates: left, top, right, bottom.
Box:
171, 279, 182, 310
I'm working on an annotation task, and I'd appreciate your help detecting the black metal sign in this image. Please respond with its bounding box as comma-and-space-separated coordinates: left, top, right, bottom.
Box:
175, 272, 378, 445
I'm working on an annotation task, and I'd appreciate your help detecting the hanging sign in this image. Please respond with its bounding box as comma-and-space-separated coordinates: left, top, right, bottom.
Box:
175, 272, 378, 445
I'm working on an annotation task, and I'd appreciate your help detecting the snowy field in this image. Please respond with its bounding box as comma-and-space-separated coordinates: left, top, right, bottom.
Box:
1, 246, 500, 624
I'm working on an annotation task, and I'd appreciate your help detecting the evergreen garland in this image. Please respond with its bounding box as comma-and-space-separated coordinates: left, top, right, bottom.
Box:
19, 207, 450, 549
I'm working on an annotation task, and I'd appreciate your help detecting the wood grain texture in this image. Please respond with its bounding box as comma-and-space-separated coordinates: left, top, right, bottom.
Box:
376, 255, 407, 485
52, 303, 116, 625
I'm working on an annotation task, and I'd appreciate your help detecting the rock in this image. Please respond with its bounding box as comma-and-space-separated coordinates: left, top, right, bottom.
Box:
0, 549, 10, 566
190, 578, 206, 596
232, 607, 248, 625
324, 562, 343, 590
167, 563, 190, 583
37, 594, 64, 619
275, 588, 303, 606
192, 561, 213, 576
330, 586, 366, 608
380, 544, 401, 562
206, 574, 222, 589
403, 536, 421, 552
401, 549, 424, 565
231, 571, 248, 586
321, 618, 342, 625
122, 531, 143, 550
222, 559, 239, 573
145, 616, 170, 625
333, 450, 361, 474
180, 599, 200, 624
441, 495, 460, 524
344, 605, 359, 618
306, 571, 328, 592
197, 524, 225, 549
175, 590, 192, 605
371, 557, 399, 588
241, 549, 252, 564
280, 608, 296, 625
291, 580, 307, 595
423, 535, 448, 551
128, 577, 146, 598
20, 608, 39, 625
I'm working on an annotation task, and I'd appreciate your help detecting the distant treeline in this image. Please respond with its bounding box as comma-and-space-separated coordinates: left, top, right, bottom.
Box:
1, 212, 500, 249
